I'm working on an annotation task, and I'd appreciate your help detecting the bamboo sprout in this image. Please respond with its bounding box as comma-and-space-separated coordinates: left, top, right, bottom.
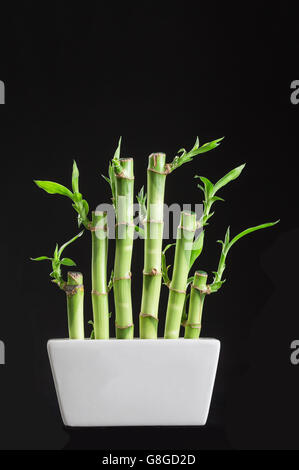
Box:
65, 272, 85, 339
113, 158, 135, 339
164, 211, 197, 339
184, 271, 208, 339
140, 153, 167, 339
91, 211, 109, 339
184, 221, 280, 338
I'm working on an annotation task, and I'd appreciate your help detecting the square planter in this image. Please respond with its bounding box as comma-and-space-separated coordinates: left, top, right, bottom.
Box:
47, 338, 220, 427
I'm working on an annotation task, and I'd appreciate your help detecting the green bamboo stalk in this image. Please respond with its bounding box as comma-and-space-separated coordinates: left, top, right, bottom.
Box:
113, 158, 134, 339
184, 271, 208, 339
65, 271, 85, 339
140, 153, 167, 339
91, 211, 109, 339
164, 211, 197, 339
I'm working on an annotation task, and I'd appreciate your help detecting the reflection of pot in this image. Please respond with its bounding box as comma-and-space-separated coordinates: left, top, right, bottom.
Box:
48, 338, 220, 427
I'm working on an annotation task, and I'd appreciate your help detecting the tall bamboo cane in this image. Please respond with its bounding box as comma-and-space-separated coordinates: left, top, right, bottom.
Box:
139, 153, 167, 339
184, 270, 208, 339
164, 211, 196, 339
91, 211, 110, 339
113, 158, 135, 339
65, 271, 85, 339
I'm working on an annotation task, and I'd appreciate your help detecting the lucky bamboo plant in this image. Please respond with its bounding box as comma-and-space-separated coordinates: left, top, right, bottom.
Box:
32, 136, 279, 340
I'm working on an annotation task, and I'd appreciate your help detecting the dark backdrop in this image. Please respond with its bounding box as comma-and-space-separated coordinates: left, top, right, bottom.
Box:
0, 1, 298, 451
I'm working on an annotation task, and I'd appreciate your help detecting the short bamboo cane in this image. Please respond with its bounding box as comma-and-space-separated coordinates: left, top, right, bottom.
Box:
65, 271, 84, 339
140, 153, 167, 339
91, 211, 109, 339
114, 158, 134, 339
164, 211, 196, 339
184, 271, 208, 339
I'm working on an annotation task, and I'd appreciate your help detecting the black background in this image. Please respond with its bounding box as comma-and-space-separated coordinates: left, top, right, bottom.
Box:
0, 1, 298, 451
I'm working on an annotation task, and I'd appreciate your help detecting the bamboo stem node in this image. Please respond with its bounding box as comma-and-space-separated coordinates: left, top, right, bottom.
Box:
113, 272, 132, 282
115, 222, 135, 227
191, 284, 211, 295
143, 269, 162, 276
139, 312, 159, 321
168, 285, 186, 294
89, 225, 107, 232
115, 173, 135, 180
145, 219, 164, 224
64, 284, 84, 296
178, 225, 196, 233
185, 322, 201, 329
91, 289, 108, 296
115, 322, 134, 330
147, 166, 170, 176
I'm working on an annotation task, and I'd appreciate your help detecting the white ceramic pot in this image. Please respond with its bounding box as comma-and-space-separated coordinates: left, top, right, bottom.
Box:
48, 338, 220, 427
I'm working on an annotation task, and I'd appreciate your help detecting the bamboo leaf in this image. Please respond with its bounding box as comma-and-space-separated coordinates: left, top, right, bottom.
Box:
210, 196, 225, 203
192, 136, 200, 150
34, 180, 73, 199
102, 174, 111, 186
224, 226, 230, 248
112, 137, 123, 175
82, 199, 89, 218
213, 163, 245, 195
189, 230, 204, 269
136, 186, 147, 224
199, 176, 214, 199
114, 136, 122, 160
170, 137, 224, 172
162, 243, 175, 285
60, 258, 77, 266
58, 230, 84, 258
195, 137, 224, 154
72, 160, 80, 194
30, 256, 53, 261
226, 220, 280, 254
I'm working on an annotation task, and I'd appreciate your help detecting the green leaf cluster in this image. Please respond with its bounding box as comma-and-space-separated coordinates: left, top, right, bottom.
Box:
170, 137, 224, 172
190, 164, 246, 270
30, 231, 84, 289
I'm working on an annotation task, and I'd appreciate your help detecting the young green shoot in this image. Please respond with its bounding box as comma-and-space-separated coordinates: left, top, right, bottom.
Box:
30, 230, 84, 289
210, 220, 280, 291
31, 231, 85, 339
169, 137, 224, 173
190, 163, 246, 270
34, 160, 90, 229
